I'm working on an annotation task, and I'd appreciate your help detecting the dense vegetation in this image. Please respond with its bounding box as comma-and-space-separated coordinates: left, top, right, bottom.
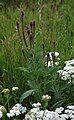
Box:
0, 0, 74, 119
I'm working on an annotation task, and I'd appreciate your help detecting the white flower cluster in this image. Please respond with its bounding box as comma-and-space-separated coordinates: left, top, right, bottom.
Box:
2, 86, 19, 94
45, 52, 60, 67
7, 103, 26, 118
0, 111, 2, 119
57, 59, 74, 83
24, 104, 74, 120
32, 102, 41, 108
42, 95, 51, 101
65, 105, 74, 120
12, 87, 19, 91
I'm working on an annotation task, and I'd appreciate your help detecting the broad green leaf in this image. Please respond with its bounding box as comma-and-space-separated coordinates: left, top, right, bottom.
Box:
20, 89, 35, 103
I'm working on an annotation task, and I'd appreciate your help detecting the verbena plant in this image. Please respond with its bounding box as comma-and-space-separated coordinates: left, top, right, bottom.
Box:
0, 0, 74, 112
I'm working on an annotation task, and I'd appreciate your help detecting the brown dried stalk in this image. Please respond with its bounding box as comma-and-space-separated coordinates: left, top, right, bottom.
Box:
21, 11, 28, 49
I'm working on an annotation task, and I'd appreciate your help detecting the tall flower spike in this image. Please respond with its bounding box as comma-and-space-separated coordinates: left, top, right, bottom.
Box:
16, 21, 19, 29
53, 41, 55, 65
21, 11, 28, 49
33, 21, 35, 28
26, 26, 30, 36
30, 22, 33, 30
29, 32, 33, 49
42, 44, 45, 56
16, 21, 22, 44
21, 11, 24, 19
32, 21, 35, 35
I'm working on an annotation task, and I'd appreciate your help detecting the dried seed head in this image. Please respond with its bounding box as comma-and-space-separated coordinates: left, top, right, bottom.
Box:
53, 41, 55, 49
27, 29, 30, 36
16, 21, 19, 29
21, 11, 24, 18
47, 53, 50, 59
33, 21, 35, 27
30, 22, 33, 30
26, 26, 30, 35
26, 26, 29, 30
29, 32, 33, 41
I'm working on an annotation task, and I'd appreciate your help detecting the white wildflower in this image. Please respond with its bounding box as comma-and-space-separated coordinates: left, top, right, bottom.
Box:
24, 104, 74, 120
7, 103, 27, 118
12, 87, 19, 91
55, 107, 64, 114
10, 109, 15, 117
2, 88, 10, 94
67, 105, 74, 110
0, 111, 2, 118
57, 59, 74, 83
65, 59, 74, 66
15, 110, 21, 116
60, 114, 68, 119
55, 52, 59, 57
31, 107, 40, 114
7, 113, 11, 118
71, 75, 74, 78
48, 61, 53, 67
32, 102, 41, 108
21, 107, 27, 114
57, 70, 63, 76
45, 52, 60, 67
55, 61, 59, 65
42, 95, 51, 101
64, 66, 74, 71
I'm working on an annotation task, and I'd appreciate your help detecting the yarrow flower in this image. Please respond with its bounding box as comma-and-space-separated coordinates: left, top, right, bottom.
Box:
67, 105, 74, 110
2, 88, 10, 94
65, 105, 74, 120
7, 103, 26, 118
42, 94, 51, 101
12, 87, 19, 91
0, 111, 2, 119
24, 104, 74, 120
55, 107, 64, 114
57, 59, 74, 83
32, 102, 41, 108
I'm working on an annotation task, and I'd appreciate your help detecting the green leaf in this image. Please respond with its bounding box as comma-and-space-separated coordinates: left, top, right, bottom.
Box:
0, 34, 5, 41
20, 89, 35, 103
50, 100, 64, 110
5, 96, 12, 106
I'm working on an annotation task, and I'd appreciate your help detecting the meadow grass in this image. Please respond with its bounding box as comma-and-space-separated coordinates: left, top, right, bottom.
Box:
0, 0, 74, 119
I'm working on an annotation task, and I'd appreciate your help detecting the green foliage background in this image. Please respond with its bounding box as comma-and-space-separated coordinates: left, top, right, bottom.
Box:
0, 0, 74, 114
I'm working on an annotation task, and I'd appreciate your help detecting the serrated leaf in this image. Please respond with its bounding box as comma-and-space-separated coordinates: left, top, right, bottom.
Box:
20, 89, 35, 103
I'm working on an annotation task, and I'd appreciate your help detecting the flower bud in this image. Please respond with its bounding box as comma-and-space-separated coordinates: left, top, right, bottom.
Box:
2, 88, 10, 94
